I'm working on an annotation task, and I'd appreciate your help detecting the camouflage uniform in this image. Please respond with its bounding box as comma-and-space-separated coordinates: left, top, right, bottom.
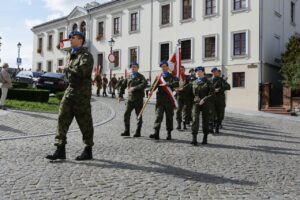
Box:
94, 74, 102, 96
119, 72, 147, 136
176, 75, 190, 129
102, 76, 108, 97
191, 77, 214, 144
150, 73, 179, 139
55, 47, 94, 147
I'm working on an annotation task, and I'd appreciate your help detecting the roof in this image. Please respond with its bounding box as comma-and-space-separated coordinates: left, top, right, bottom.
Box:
32, 0, 125, 30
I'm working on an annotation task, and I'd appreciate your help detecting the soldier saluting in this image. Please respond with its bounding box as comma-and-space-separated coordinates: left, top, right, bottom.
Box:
190, 66, 214, 145
46, 31, 94, 161
149, 61, 179, 140
119, 62, 147, 137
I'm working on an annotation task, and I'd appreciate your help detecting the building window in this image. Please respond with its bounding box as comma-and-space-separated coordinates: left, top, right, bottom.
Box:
160, 43, 170, 62
291, 2, 296, 24
98, 21, 104, 36
37, 62, 42, 71
182, 0, 192, 20
232, 72, 245, 87
47, 35, 53, 51
233, 32, 246, 56
233, 0, 247, 10
72, 24, 78, 31
38, 37, 43, 53
205, 0, 217, 16
130, 12, 139, 32
47, 61, 52, 72
80, 21, 86, 36
58, 59, 64, 66
161, 4, 171, 25
204, 36, 216, 58
129, 47, 138, 64
59, 32, 64, 42
97, 53, 104, 74
113, 17, 121, 35
181, 39, 192, 60
113, 50, 120, 68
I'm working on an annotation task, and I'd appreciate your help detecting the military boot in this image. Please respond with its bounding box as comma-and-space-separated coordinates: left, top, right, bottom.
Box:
121, 125, 130, 136
202, 134, 208, 145
45, 145, 66, 160
191, 134, 198, 146
166, 131, 172, 140
75, 146, 93, 161
176, 122, 181, 130
133, 126, 141, 137
149, 129, 160, 140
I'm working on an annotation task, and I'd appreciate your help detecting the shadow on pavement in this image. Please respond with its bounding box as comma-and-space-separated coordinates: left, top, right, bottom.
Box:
65, 159, 257, 186
0, 125, 28, 136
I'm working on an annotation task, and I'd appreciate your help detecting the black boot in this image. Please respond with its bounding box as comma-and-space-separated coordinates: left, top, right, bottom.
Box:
121, 125, 130, 136
202, 134, 208, 145
75, 146, 93, 161
45, 145, 66, 160
133, 126, 141, 137
191, 134, 198, 146
176, 122, 181, 130
166, 131, 172, 140
149, 129, 160, 140
183, 122, 187, 130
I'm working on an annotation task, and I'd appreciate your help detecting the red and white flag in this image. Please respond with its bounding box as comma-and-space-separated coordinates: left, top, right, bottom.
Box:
168, 44, 184, 81
158, 75, 178, 109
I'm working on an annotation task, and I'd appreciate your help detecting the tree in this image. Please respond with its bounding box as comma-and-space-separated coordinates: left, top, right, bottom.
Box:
281, 33, 300, 91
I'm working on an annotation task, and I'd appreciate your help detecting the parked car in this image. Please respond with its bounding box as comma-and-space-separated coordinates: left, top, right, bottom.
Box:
37, 72, 68, 93
15, 71, 43, 87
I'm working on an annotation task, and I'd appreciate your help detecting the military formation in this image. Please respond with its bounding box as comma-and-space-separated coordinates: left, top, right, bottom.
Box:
45, 31, 231, 161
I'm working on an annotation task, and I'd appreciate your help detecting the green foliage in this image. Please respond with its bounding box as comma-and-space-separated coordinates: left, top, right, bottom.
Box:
281, 33, 300, 91
55, 92, 65, 101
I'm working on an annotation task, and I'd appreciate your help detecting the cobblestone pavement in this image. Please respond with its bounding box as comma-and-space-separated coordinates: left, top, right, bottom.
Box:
0, 95, 299, 200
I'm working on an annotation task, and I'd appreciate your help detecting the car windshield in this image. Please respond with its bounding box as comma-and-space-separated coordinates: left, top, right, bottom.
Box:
17, 71, 33, 77
42, 73, 64, 79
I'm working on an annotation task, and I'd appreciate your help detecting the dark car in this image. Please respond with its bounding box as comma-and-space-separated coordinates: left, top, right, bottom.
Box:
15, 71, 43, 87
37, 72, 68, 93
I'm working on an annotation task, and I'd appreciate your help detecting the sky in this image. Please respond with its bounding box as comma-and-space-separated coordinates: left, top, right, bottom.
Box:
0, 0, 110, 69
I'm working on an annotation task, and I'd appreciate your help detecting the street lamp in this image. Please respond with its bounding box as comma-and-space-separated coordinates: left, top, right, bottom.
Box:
108, 38, 115, 91
17, 42, 22, 69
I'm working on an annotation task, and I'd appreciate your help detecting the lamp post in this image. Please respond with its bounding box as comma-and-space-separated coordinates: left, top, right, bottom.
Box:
17, 42, 22, 69
108, 37, 115, 93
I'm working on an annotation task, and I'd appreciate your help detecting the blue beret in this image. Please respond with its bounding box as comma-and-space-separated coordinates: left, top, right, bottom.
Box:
68, 31, 85, 38
130, 62, 139, 68
211, 67, 218, 72
195, 66, 205, 72
160, 61, 169, 67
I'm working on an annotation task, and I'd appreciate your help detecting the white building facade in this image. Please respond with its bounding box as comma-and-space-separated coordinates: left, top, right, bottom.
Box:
31, 0, 300, 111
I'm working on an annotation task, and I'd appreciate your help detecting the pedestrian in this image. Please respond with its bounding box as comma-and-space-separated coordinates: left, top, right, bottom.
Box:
102, 74, 108, 97
94, 73, 102, 97
46, 31, 94, 161
190, 66, 214, 145
175, 66, 190, 130
0, 63, 13, 110
149, 61, 179, 140
110, 74, 118, 98
145, 78, 151, 98
119, 62, 147, 137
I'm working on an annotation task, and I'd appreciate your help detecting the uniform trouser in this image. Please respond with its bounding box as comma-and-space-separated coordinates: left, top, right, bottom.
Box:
55, 96, 94, 147
0, 87, 8, 106
213, 99, 225, 125
96, 87, 101, 95
176, 96, 185, 124
102, 87, 107, 96
124, 99, 143, 130
154, 103, 174, 132
192, 103, 210, 135
186, 99, 193, 123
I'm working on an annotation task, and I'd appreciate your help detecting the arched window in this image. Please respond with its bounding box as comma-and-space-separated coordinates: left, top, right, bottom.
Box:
72, 23, 78, 31
80, 21, 86, 35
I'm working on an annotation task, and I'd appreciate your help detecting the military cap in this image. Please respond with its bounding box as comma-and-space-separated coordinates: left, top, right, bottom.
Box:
211, 67, 219, 72
160, 61, 169, 67
130, 62, 139, 68
68, 31, 85, 38
195, 66, 205, 72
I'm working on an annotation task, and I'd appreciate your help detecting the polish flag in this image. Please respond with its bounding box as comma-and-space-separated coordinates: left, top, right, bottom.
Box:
158, 75, 178, 109
168, 44, 184, 81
